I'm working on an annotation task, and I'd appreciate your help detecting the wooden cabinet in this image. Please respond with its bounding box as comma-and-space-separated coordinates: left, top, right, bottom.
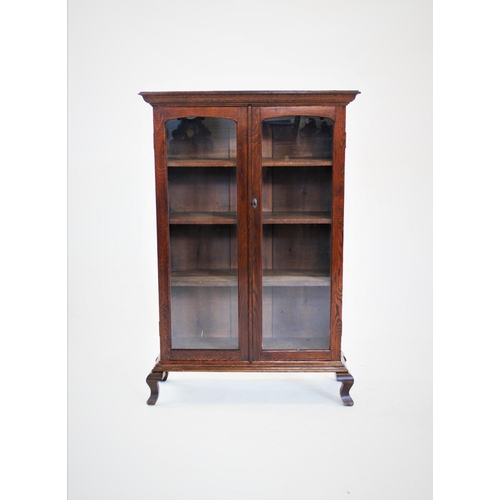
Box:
140, 91, 359, 405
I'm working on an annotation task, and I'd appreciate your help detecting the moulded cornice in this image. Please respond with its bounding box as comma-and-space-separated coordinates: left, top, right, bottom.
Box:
139, 90, 360, 107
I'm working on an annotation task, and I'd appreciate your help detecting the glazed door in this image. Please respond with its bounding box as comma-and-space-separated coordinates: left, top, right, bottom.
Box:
153, 106, 249, 361
250, 106, 345, 362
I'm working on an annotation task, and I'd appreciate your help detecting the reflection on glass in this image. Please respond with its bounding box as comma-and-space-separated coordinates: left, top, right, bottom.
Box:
167, 117, 238, 350
261, 116, 333, 351
166, 117, 236, 160
262, 116, 333, 161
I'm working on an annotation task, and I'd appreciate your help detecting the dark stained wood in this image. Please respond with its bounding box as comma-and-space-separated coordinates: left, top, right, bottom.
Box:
267, 166, 332, 213
167, 159, 236, 167
263, 212, 331, 224
337, 371, 354, 406
263, 269, 330, 287
156, 359, 348, 371
259, 350, 332, 361
250, 106, 263, 362
260, 106, 337, 121
236, 106, 250, 362
169, 225, 233, 270
169, 212, 237, 224
330, 106, 346, 361
167, 168, 235, 215
142, 91, 359, 404
152, 107, 171, 360
262, 159, 332, 167
171, 269, 238, 287
140, 91, 360, 107
169, 349, 242, 362
270, 224, 331, 270
146, 370, 166, 405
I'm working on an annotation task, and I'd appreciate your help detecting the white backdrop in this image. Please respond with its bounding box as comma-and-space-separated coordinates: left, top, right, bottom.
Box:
68, 1, 432, 499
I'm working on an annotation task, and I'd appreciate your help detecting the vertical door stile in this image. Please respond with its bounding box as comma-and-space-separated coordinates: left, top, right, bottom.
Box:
330, 106, 346, 360
250, 106, 262, 362
153, 106, 171, 360
237, 106, 250, 361
246, 105, 253, 362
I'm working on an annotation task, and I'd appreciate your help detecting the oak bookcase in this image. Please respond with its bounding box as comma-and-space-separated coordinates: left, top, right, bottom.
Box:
140, 91, 359, 405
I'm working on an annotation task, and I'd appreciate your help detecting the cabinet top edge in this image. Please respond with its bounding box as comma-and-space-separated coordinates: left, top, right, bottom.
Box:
139, 90, 360, 107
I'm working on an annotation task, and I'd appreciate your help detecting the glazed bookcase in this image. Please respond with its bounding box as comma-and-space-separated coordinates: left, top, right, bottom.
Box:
140, 91, 359, 405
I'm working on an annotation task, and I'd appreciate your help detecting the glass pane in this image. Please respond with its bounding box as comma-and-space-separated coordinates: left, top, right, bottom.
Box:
261, 116, 333, 350
167, 117, 238, 349
262, 116, 332, 162
166, 117, 236, 160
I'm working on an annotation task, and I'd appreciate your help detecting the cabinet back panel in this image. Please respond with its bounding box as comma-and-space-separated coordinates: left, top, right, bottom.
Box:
270, 288, 330, 337
170, 225, 237, 270
262, 167, 331, 213
168, 167, 236, 213
263, 225, 331, 270
171, 288, 238, 349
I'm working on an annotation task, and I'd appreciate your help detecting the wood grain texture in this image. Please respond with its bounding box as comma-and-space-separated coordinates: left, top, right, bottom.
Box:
250, 106, 263, 361
140, 91, 360, 108
330, 106, 346, 361
236, 106, 250, 361
142, 92, 359, 404
155, 359, 348, 371
262, 159, 332, 167
263, 269, 330, 286
169, 212, 237, 224
260, 106, 337, 121
167, 159, 236, 167
171, 270, 238, 287
262, 212, 331, 224
266, 166, 332, 214
152, 107, 171, 360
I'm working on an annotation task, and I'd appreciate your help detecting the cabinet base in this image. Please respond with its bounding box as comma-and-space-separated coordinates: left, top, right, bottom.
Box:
146, 354, 354, 406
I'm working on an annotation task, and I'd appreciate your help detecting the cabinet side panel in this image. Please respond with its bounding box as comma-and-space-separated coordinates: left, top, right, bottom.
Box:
153, 108, 171, 358
330, 107, 346, 360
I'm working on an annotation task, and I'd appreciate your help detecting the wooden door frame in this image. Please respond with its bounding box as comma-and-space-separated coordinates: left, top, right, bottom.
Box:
249, 106, 345, 362
152, 105, 250, 362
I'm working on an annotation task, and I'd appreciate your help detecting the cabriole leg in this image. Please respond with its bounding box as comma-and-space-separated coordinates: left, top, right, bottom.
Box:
337, 371, 354, 406
146, 371, 167, 405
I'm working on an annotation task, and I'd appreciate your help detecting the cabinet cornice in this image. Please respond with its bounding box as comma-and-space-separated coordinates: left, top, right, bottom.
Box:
140, 90, 360, 107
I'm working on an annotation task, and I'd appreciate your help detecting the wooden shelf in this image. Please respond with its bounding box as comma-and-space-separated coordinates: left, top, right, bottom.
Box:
171, 270, 238, 287
169, 212, 237, 224
167, 159, 236, 167
262, 337, 330, 350
170, 269, 330, 287
170, 212, 330, 225
263, 269, 330, 287
263, 212, 331, 224
172, 337, 239, 350
262, 158, 332, 167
